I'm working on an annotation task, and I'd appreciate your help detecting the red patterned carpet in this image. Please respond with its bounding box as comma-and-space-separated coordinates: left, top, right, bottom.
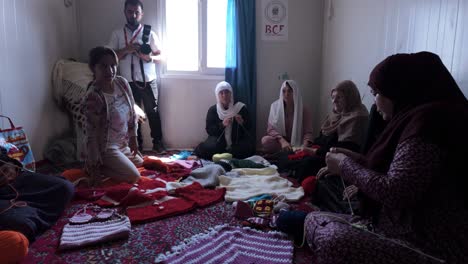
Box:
23, 202, 236, 263
23, 201, 313, 263
23, 158, 314, 263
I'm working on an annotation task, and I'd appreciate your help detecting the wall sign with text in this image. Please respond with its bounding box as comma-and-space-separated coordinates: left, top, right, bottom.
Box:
262, 0, 288, 41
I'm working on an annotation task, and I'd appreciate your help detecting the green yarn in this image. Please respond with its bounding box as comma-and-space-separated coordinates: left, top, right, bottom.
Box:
212, 153, 233, 162
230, 159, 266, 169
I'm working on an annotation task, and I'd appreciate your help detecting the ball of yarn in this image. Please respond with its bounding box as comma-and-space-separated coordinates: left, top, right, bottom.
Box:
212, 153, 233, 163
0, 231, 29, 263
301, 176, 317, 195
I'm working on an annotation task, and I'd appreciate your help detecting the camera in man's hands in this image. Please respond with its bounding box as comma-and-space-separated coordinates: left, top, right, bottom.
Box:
140, 24, 152, 55
139, 43, 152, 55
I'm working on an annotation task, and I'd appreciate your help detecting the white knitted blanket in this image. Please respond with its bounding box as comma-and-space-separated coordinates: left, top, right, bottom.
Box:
219, 167, 304, 202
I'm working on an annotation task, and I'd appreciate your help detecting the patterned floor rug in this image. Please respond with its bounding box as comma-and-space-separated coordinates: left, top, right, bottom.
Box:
23, 204, 314, 263
23, 158, 314, 264
23, 202, 239, 263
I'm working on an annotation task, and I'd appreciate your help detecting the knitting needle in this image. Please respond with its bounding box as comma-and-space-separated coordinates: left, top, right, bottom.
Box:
340, 176, 355, 216
216, 127, 226, 142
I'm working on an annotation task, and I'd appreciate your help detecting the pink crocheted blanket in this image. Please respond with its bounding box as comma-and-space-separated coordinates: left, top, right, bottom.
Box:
156, 225, 293, 263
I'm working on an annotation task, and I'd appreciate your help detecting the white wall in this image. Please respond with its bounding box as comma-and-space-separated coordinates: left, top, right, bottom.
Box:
76, 0, 325, 150
0, 0, 78, 160
319, 0, 468, 122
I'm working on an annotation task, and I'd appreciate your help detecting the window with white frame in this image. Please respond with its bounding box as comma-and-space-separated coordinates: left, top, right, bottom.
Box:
163, 0, 228, 75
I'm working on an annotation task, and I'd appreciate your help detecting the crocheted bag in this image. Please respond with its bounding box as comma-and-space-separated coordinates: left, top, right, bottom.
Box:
0, 115, 35, 171
59, 213, 131, 250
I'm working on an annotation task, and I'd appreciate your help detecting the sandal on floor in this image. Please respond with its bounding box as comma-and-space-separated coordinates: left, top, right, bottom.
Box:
96, 208, 115, 220
69, 204, 116, 224
69, 204, 94, 224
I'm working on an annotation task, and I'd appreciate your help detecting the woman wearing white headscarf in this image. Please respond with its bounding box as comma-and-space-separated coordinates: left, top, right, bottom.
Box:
194, 81, 255, 160
261, 80, 314, 154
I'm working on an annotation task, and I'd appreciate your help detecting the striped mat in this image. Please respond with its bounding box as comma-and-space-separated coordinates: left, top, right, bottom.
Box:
155, 225, 293, 264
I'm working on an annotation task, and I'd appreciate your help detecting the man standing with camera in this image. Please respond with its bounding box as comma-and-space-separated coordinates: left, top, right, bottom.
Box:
108, 0, 166, 154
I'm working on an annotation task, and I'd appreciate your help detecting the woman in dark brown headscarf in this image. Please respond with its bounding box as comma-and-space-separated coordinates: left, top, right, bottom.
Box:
277, 52, 468, 263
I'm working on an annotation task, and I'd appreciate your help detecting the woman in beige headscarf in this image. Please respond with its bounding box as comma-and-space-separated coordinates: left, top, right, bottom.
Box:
307, 80, 369, 156
293, 80, 369, 182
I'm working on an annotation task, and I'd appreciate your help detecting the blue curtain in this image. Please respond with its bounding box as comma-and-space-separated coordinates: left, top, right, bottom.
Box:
225, 0, 257, 139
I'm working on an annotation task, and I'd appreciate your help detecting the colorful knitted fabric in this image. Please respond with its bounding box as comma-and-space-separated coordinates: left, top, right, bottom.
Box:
155, 225, 293, 264
170, 151, 192, 160
143, 157, 171, 173
287, 150, 312, 161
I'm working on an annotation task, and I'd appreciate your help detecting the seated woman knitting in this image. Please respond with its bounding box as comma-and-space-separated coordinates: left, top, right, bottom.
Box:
194, 81, 255, 160
276, 51, 468, 263
312, 102, 386, 214
305, 80, 368, 156
261, 80, 313, 153
82, 46, 143, 186
282, 80, 369, 181
0, 147, 74, 263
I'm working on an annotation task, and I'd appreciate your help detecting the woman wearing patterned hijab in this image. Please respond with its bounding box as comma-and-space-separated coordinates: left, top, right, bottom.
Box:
262, 80, 314, 153
279, 52, 468, 263
194, 81, 255, 160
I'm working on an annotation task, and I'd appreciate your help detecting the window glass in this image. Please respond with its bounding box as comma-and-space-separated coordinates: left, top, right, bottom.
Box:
166, 0, 199, 71
207, 0, 227, 68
